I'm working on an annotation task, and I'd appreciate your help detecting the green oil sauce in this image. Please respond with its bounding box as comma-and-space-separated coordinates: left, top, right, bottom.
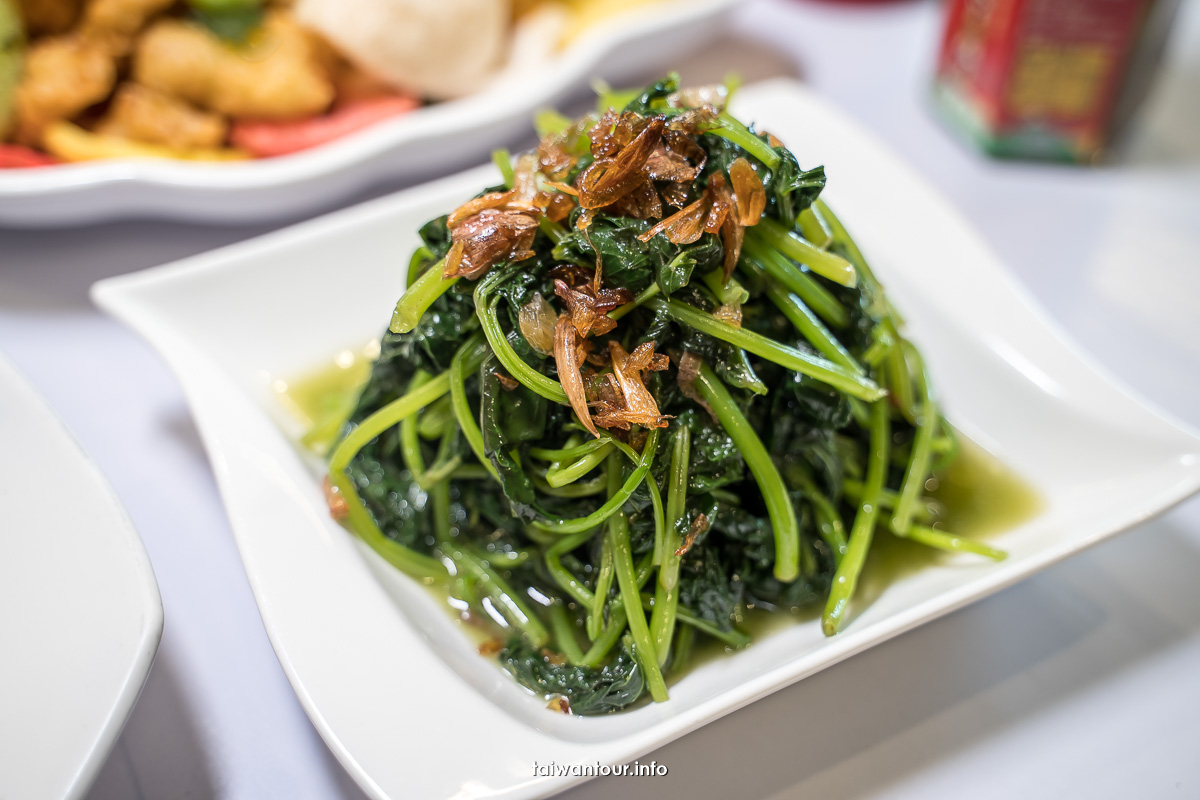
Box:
281, 353, 1043, 682
275, 341, 377, 455
855, 436, 1042, 610
678, 437, 1042, 678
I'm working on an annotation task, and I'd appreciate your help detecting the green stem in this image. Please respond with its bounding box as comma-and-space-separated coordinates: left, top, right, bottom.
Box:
450, 464, 491, 480
751, 218, 857, 288
328, 370, 455, 475
399, 371, 431, 482
455, 550, 549, 646
492, 148, 514, 188
884, 319, 916, 424
545, 529, 596, 608
706, 112, 780, 169
647, 473, 666, 567
702, 268, 750, 306
823, 395, 890, 636
931, 416, 960, 474
531, 473, 607, 498
695, 364, 800, 582
672, 625, 694, 674
327, 472, 447, 580
581, 605, 627, 667
796, 206, 832, 249
406, 245, 434, 288
530, 428, 660, 535
417, 428, 462, 490
894, 524, 1007, 562
787, 466, 848, 559
538, 217, 568, 245
651, 425, 689, 666
653, 298, 885, 401
448, 335, 500, 480
892, 343, 937, 534
390, 257, 457, 334
741, 237, 849, 329
608, 283, 661, 322
475, 281, 569, 405
548, 603, 585, 664
815, 199, 884, 301
642, 594, 752, 649
844, 480, 937, 524
588, 535, 614, 641
417, 394, 454, 440
545, 443, 614, 487
745, 258, 862, 374
529, 438, 609, 462
607, 453, 669, 703
861, 323, 895, 368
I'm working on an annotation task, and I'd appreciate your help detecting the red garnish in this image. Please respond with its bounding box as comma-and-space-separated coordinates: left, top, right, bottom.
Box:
0, 145, 61, 169
229, 95, 420, 158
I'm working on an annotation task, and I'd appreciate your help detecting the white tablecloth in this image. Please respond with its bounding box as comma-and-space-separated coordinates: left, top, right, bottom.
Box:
2, 1, 1198, 798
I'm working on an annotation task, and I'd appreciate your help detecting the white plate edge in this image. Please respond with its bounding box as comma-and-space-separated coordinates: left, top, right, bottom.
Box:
0, 354, 165, 800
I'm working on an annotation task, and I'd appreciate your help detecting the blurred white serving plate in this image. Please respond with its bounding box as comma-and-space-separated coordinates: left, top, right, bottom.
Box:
92, 79, 1200, 799
0, 0, 733, 228
0, 354, 162, 800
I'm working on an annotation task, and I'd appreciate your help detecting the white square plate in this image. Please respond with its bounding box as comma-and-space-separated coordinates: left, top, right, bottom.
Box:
92, 79, 1200, 799
0, 353, 163, 800
0, 0, 732, 228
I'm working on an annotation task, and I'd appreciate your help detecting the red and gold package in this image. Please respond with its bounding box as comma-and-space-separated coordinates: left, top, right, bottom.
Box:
934, 0, 1157, 162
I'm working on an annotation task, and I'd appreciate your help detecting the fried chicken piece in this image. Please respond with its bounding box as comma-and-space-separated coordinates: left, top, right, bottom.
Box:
16, 0, 83, 36
80, 0, 174, 57
133, 13, 334, 119
13, 34, 115, 146
95, 83, 228, 150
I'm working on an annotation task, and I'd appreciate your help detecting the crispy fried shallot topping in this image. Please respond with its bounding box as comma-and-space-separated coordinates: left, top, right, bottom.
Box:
554, 313, 599, 438
577, 116, 665, 210
676, 350, 714, 419
637, 192, 709, 245
323, 476, 348, 521
668, 84, 728, 111
444, 208, 539, 280
493, 371, 519, 391
638, 158, 763, 280
720, 214, 745, 281
729, 157, 767, 226
552, 275, 632, 338
518, 292, 557, 356
675, 512, 711, 557
477, 638, 504, 657
713, 303, 743, 327
609, 177, 663, 220
590, 341, 671, 431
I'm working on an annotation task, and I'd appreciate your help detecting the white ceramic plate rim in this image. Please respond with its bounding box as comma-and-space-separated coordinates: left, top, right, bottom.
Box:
91, 80, 1200, 799
0, 354, 163, 800
0, 0, 731, 210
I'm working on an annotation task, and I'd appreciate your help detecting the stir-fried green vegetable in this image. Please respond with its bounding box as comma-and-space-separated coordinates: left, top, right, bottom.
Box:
322, 75, 1004, 715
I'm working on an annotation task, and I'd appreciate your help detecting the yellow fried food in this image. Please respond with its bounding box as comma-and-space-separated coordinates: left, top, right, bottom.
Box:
80, 0, 174, 56
1, 0, 22, 140
16, 0, 82, 36
95, 82, 228, 150
133, 13, 333, 120
560, 0, 666, 45
14, 34, 114, 145
42, 119, 249, 161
